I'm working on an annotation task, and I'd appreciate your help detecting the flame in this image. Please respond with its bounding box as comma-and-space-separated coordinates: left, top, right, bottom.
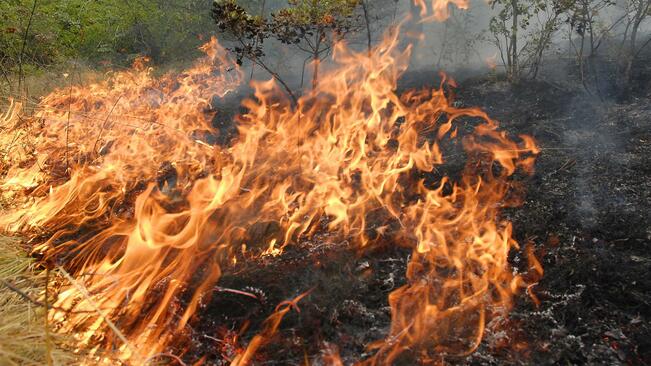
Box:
486, 53, 499, 71
0, 17, 539, 366
413, 0, 470, 21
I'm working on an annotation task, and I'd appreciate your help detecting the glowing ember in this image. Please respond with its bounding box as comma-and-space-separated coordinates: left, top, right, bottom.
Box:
0, 1, 541, 364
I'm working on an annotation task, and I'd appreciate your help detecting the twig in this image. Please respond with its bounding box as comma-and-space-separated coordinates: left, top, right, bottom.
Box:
65, 66, 75, 173
17, 0, 39, 95
551, 158, 576, 175
0, 61, 12, 94
634, 35, 651, 58
361, 0, 372, 55
214, 286, 260, 301
143, 353, 187, 366
44, 267, 53, 366
202, 334, 224, 343
236, 39, 297, 104
251, 58, 297, 105
91, 95, 122, 155
249, 0, 267, 81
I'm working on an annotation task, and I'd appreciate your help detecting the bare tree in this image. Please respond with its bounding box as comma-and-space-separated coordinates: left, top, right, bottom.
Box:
213, 0, 362, 97
620, 0, 651, 95
434, 8, 484, 69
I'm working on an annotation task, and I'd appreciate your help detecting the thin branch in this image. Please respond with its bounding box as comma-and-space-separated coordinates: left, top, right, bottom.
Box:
92, 95, 123, 155
214, 286, 261, 301
17, 0, 39, 95
0, 58, 12, 94
634, 35, 651, 57
143, 353, 187, 366
251, 57, 298, 104
65, 70, 74, 173
249, 0, 267, 80
44, 268, 53, 366
0, 278, 94, 314
594, 13, 628, 51
361, 0, 372, 55
236, 39, 297, 104
294, 43, 314, 54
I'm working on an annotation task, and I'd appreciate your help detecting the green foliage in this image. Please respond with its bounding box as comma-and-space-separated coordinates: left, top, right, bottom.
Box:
213, 0, 360, 47
213, 0, 362, 91
0, 0, 216, 75
275, 0, 360, 25
488, 0, 572, 80
488, 0, 549, 40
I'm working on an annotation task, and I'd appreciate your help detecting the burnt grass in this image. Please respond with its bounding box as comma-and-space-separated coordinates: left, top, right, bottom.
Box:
175, 74, 651, 365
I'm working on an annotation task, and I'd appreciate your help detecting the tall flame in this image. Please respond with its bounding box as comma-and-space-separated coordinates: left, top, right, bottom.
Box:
0, 8, 539, 366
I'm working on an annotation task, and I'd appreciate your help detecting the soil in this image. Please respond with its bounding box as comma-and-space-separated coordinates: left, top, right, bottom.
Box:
3, 38, 650, 365
457, 77, 651, 366
142, 73, 651, 365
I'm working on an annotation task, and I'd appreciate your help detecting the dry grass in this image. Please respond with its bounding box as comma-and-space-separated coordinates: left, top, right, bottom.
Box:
0, 63, 106, 112
0, 236, 79, 365
0, 65, 126, 365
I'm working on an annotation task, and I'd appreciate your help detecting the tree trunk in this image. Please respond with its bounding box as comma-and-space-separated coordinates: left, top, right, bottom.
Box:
361, 0, 372, 55
623, 26, 638, 95
623, 0, 651, 97
510, 0, 519, 82
312, 28, 322, 90
312, 54, 320, 90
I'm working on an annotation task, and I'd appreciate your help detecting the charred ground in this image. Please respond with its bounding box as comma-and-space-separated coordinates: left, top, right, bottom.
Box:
457, 76, 651, 365
171, 70, 651, 366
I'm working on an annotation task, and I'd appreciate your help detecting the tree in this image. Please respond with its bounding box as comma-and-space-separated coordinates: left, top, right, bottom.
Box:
488, 0, 524, 81
488, 0, 569, 82
564, 0, 617, 94
620, 0, 651, 95
434, 7, 484, 69
213, 0, 362, 99
275, 0, 362, 88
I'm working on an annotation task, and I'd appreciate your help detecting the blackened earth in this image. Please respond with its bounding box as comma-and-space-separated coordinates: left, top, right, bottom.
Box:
177, 74, 651, 365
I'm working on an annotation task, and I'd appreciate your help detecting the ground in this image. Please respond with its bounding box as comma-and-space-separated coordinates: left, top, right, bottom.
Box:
2, 72, 650, 365
172, 75, 651, 365
459, 78, 651, 365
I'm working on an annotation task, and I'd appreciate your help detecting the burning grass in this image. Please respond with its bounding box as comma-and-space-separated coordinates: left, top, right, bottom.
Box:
0, 22, 542, 366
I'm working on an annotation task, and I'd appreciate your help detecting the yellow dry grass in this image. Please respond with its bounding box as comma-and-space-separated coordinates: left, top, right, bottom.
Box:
0, 236, 79, 365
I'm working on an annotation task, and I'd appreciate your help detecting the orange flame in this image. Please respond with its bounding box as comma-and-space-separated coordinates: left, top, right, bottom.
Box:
414, 0, 470, 21
486, 53, 499, 71
0, 27, 538, 366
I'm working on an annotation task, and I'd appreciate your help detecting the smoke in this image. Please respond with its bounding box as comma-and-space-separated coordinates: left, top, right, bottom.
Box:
214, 0, 651, 117
219, 0, 499, 93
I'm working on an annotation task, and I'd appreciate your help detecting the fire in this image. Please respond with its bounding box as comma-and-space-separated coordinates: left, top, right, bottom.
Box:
486, 53, 499, 71
0, 6, 539, 366
414, 0, 470, 21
